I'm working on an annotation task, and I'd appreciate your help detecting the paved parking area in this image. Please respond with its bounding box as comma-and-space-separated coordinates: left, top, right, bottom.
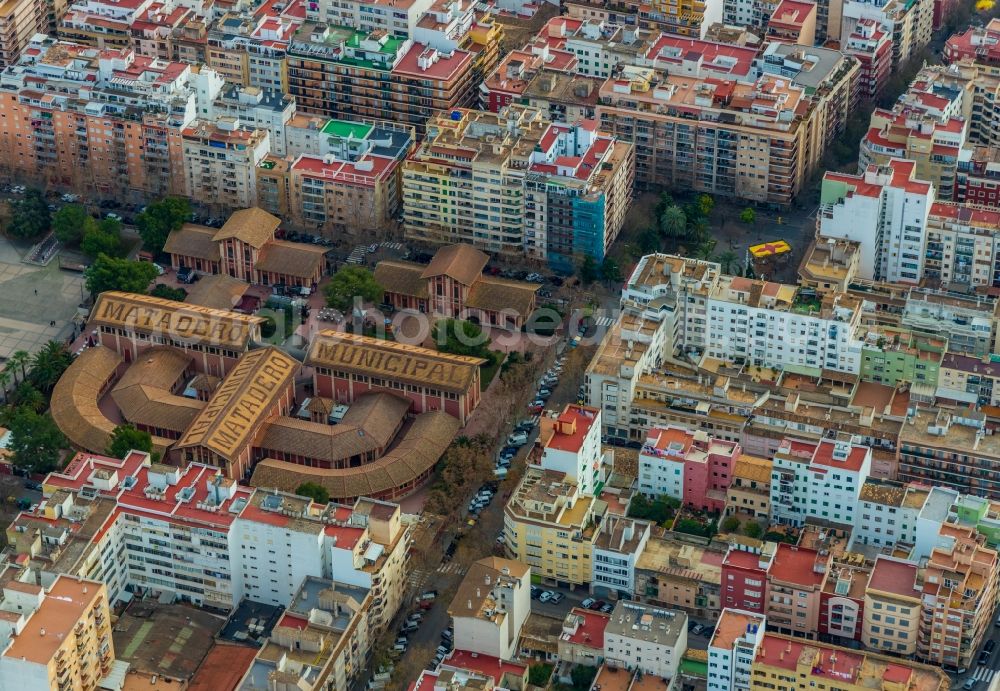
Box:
0, 237, 85, 362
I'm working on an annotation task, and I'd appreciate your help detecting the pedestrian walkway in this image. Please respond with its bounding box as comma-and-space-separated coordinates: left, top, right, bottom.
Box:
346, 245, 366, 265
407, 568, 431, 593
437, 562, 467, 576
971, 667, 996, 683
382, 242, 405, 251
594, 315, 614, 327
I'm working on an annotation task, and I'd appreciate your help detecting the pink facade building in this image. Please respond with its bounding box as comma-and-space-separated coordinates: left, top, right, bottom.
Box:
639, 426, 740, 512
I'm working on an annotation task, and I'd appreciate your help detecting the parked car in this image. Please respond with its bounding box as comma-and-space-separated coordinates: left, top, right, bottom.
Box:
177, 266, 196, 284
401, 622, 418, 634
581, 598, 596, 609
963, 679, 978, 690
691, 624, 705, 636
530, 586, 541, 600
588, 600, 605, 611
550, 592, 564, 604
537, 388, 552, 398
508, 432, 528, 446
978, 650, 991, 666
599, 602, 612, 613
986, 640, 997, 653
538, 591, 553, 603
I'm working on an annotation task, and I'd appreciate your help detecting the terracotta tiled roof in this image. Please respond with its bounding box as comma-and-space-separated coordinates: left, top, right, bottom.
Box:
163, 223, 219, 261
50, 346, 122, 453
184, 274, 248, 311
254, 240, 326, 279
250, 410, 460, 499
466, 276, 538, 319
420, 243, 489, 287
110, 347, 204, 434
374, 260, 429, 299
213, 207, 280, 248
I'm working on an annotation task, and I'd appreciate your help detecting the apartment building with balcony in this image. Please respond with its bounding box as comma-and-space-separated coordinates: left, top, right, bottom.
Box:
842, 17, 892, 99
899, 408, 1000, 498
591, 514, 650, 598
956, 145, 1000, 208
752, 42, 859, 149
840, 0, 934, 70
862, 556, 922, 657
402, 105, 633, 268
944, 18, 1000, 66
181, 118, 270, 214
920, 523, 999, 668
639, 425, 741, 512
722, 543, 773, 615
621, 0, 712, 36
240, 576, 372, 691
765, 544, 829, 639
0, 0, 45, 67
819, 560, 868, 643
16, 451, 411, 636
749, 632, 949, 691
853, 479, 930, 550
58, 0, 143, 49
604, 601, 688, 678
534, 405, 605, 497
858, 325, 944, 388
205, 12, 300, 93
596, 67, 824, 205
479, 43, 578, 112
923, 201, 1000, 288
503, 468, 606, 586
448, 557, 532, 660
770, 437, 872, 528
635, 535, 724, 619
726, 454, 772, 520
0, 35, 199, 201
286, 21, 499, 133
765, 0, 816, 45
0, 576, 114, 691
818, 160, 935, 285
256, 116, 413, 234
708, 609, 767, 691
901, 289, 998, 358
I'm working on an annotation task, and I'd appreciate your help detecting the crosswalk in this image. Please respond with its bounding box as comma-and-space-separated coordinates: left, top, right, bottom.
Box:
437, 562, 467, 576
970, 667, 996, 683
407, 568, 431, 592
594, 315, 615, 327
382, 242, 405, 251
346, 245, 366, 265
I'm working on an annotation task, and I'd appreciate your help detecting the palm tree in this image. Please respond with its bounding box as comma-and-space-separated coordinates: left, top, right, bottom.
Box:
0, 369, 11, 404
7, 350, 29, 386
31, 341, 73, 393
714, 250, 739, 275
659, 205, 687, 239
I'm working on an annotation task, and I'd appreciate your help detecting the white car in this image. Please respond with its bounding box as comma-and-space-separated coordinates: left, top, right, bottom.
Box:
538, 591, 553, 603
105, 212, 122, 221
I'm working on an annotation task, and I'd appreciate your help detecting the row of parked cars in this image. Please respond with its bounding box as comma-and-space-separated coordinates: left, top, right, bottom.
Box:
581, 598, 615, 614
467, 484, 497, 522
527, 357, 563, 414
531, 586, 565, 604
495, 418, 536, 478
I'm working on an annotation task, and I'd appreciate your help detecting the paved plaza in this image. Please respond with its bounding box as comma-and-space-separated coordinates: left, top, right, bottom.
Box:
0, 236, 85, 363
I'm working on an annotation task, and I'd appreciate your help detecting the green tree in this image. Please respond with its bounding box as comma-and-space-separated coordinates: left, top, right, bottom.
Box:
721, 515, 741, 533
9, 381, 44, 412
135, 197, 190, 255
149, 284, 187, 301
714, 250, 738, 275
433, 318, 492, 360
743, 521, 764, 539
0, 369, 10, 404
8, 407, 66, 474
84, 254, 159, 297
8, 189, 51, 239
660, 205, 687, 239
628, 493, 680, 525
601, 257, 622, 283
528, 663, 553, 686
7, 350, 30, 385
579, 256, 598, 285
106, 424, 155, 460
29, 341, 73, 394
81, 224, 122, 259
697, 193, 715, 218
740, 207, 756, 226
323, 266, 384, 311
296, 482, 331, 504
570, 664, 597, 690
637, 226, 660, 253
51, 204, 95, 245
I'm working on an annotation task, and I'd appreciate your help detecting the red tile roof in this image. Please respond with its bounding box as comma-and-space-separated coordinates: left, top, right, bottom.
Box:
867, 557, 920, 598
562, 607, 610, 648
769, 544, 826, 588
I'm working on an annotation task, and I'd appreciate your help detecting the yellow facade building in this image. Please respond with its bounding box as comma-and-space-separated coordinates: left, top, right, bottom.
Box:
0, 576, 114, 691
503, 468, 606, 586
